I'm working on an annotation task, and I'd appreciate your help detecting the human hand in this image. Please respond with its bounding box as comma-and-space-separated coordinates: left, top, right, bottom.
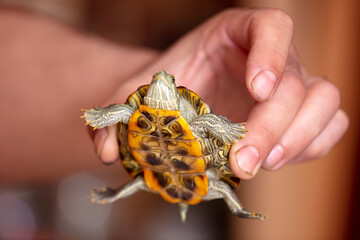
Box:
91, 9, 349, 179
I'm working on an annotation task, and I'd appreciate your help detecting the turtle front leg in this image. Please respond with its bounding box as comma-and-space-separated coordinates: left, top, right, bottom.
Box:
82, 104, 135, 129
190, 114, 246, 145
203, 178, 266, 220
88, 176, 151, 205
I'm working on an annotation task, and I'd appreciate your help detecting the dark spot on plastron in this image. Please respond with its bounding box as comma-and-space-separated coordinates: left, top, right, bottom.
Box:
143, 111, 156, 123
172, 159, 190, 170
148, 136, 159, 145
160, 116, 176, 126
166, 186, 180, 199
139, 143, 149, 151
169, 122, 183, 135
183, 177, 196, 191
181, 191, 193, 201
197, 175, 205, 181
161, 129, 171, 138
177, 148, 188, 155
146, 153, 162, 165
165, 140, 177, 147
150, 131, 159, 137
153, 172, 168, 188
174, 133, 185, 139
137, 116, 150, 130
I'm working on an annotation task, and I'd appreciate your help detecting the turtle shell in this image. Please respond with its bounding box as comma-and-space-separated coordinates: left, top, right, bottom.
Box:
129, 105, 210, 204
117, 85, 240, 205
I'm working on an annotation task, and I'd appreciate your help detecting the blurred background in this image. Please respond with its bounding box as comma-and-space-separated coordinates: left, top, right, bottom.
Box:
0, 0, 359, 239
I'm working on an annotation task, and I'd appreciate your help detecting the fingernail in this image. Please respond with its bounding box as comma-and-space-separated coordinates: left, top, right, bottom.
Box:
235, 145, 260, 176
251, 70, 277, 101
94, 129, 108, 159
103, 158, 118, 165
263, 144, 284, 169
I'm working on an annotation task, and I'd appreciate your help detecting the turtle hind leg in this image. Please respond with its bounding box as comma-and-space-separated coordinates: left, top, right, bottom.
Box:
82, 104, 135, 129
190, 114, 246, 145
88, 176, 150, 205
203, 178, 266, 220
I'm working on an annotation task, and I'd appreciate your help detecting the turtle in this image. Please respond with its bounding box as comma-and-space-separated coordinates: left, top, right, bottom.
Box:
82, 70, 266, 222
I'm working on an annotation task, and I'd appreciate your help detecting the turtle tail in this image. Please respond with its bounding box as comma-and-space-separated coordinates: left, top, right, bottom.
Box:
179, 202, 189, 223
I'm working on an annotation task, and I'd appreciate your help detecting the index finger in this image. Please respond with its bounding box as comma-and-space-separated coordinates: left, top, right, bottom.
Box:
226, 9, 294, 101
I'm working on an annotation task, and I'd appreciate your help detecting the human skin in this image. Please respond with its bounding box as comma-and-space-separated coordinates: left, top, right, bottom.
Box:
91, 9, 349, 180
0, 8, 158, 182
0, 8, 348, 182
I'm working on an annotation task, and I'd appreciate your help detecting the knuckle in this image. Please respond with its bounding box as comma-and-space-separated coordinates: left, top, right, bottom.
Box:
300, 109, 349, 162
325, 82, 341, 108
336, 109, 350, 132
327, 109, 350, 143
221, 8, 240, 17
268, 9, 294, 31
314, 79, 342, 109
257, 8, 294, 32
214, 8, 246, 23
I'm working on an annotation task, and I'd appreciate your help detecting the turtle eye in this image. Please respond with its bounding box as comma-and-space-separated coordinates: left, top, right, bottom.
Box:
169, 75, 175, 82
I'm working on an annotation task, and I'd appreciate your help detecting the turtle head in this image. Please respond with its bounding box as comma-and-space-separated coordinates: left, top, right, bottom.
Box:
144, 70, 180, 110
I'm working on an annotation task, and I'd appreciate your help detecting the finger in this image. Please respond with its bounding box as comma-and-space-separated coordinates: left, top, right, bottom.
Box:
229, 70, 306, 179
93, 125, 119, 165
262, 78, 343, 170
226, 9, 294, 101
274, 109, 349, 169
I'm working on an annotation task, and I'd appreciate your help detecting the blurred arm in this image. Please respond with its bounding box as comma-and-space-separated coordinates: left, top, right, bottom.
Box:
0, 7, 158, 183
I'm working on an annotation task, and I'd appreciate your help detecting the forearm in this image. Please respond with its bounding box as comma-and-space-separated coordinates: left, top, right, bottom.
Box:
0, 7, 159, 183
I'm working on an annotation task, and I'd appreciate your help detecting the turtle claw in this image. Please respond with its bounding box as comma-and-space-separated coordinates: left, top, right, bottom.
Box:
88, 187, 116, 205
82, 107, 107, 129
229, 122, 246, 142
219, 122, 246, 145
236, 209, 267, 220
